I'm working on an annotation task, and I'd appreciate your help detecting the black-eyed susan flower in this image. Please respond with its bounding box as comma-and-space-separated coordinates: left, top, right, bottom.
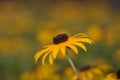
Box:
72, 62, 112, 80
72, 65, 104, 80
34, 33, 93, 65
105, 70, 120, 80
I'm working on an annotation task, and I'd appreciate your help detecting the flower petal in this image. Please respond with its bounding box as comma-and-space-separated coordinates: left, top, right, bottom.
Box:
105, 73, 117, 80
72, 33, 88, 38
34, 46, 52, 63
67, 45, 78, 54
92, 68, 103, 74
76, 38, 93, 44
52, 45, 59, 59
49, 54, 53, 65
60, 43, 66, 56
42, 52, 50, 65
73, 42, 87, 51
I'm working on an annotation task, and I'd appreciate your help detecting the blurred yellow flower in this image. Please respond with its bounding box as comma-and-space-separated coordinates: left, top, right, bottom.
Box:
72, 65, 103, 80
72, 62, 112, 80
21, 71, 34, 80
105, 70, 120, 80
64, 68, 75, 80
87, 24, 103, 42
97, 63, 113, 73
34, 33, 93, 65
21, 64, 60, 80
90, 59, 113, 73
36, 25, 68, 44
0, 37, 32, 55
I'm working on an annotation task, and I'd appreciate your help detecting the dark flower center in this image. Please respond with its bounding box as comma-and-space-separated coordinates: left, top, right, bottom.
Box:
80, 65, 92, 71
53, 33, 68, 44
117, 70, 120, 79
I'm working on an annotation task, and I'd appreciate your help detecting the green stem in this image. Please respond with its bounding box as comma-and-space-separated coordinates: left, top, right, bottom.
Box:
66, 54, 82, 80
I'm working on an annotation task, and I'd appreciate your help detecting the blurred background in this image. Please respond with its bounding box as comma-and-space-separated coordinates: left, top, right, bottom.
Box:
0, 0, 120, 80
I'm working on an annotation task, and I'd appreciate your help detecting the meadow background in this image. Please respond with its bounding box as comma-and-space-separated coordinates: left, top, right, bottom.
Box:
0, 0, 120, 80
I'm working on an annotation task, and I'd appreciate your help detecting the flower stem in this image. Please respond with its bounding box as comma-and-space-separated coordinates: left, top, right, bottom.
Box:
66, 54, 82, 80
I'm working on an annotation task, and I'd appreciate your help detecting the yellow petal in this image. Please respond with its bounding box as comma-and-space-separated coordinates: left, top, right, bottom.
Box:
34, 46, 52, 63
65, 38, 74, 44
42, 52, 50, 65
72, 33, 88, 38
60, 43, 66, 56
105, 73, 117, 80
87, 72, 93, 79
73, 42, 87, 51
67, 45, 78, 54
76, 38, 93, 44
92, 68, 103, 74
49, 54, 53, 65
52, 45, 59, 59
43, 44, 54, 48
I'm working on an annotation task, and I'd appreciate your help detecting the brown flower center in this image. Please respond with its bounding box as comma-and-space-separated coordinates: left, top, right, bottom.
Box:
53, 33, 68, 44
80, 65, 92, 71
117, 70, 120, 79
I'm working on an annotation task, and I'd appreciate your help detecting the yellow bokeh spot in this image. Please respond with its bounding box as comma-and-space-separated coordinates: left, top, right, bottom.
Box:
36, 24, 68, 44
87, 24, 103, 41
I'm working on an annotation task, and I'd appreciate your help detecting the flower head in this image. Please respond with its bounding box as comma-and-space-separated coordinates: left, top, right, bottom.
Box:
34, 33, 93, 65
72, 63, 111, 80
117, 70, 120, 79
105, 70, 120, 80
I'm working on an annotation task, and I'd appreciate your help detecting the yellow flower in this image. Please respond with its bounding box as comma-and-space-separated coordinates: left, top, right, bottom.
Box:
86, 24, 103, 42
34, 33, 93, 65
72, 67, 102, 80
21, 64, 60, 80
72, 62, 112, 80
64, 68, 75, 80
105, 70, 120, 80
